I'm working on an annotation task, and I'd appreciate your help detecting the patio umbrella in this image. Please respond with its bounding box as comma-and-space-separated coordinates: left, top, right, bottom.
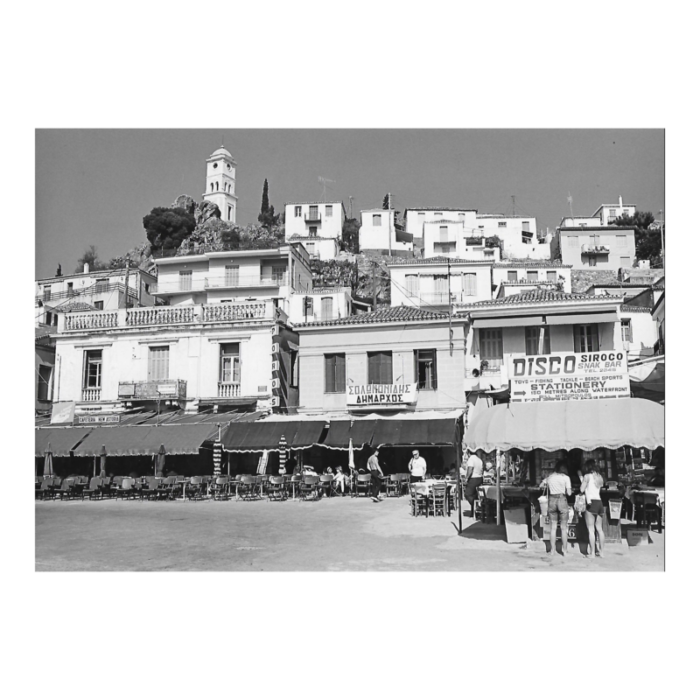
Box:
257, 449, 269, 475
348, 437, 355, 470
212, 441, 222, 477
43, 444, 54, 477
99, 444, 107, 477
278, 433, 288, 473
155, 444, 166, 477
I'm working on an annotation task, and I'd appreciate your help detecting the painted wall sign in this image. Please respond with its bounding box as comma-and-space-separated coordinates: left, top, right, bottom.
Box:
78, 414, 120, 425
346, 383, 417, 407
507, 351, 630, 403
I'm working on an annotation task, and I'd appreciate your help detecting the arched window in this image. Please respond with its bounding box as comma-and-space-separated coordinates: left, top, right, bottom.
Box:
210, 183, 214, 192
216, 182, 219, 191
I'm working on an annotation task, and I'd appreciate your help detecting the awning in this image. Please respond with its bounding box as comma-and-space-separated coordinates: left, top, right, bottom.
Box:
323, 420, 377, 450
545, 311, 618, 326
629, 360, 665, 404
464, 398, 664, 452
71, 424, 217, 457
291, 421, 327, 449
371, 417, 459, 447
473, 316, 545, 328
222, 420, 326, 452
35, 428, 93, 457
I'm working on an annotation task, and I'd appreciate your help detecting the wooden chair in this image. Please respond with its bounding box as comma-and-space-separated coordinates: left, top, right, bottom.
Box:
409, 484, 429, 517
385, 473, 402, 498
318, 475, 334, 498
430, 483, 449, 517
355, 474, 372, 498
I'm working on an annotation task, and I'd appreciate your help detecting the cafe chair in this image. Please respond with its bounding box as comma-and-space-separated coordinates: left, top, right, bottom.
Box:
386, 473, 402, 498
299, 475, 321, 501
430, 482, 449, 517
633, 491, 662, 532
267, 476, 288, 501
211, 476, 230, 501
37, 477, 60, 501
115, 478, 138, 500
237, 475, 259, 501
409, 484, 429, 518
319, 475, 334, 498
56, 478, 77, 501
186, 477, 206, 501
355, 474, 372, 498
81, 476, 103, 501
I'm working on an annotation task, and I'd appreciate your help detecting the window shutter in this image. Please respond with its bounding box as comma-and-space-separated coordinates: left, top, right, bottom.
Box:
628, 320, 634, 343
325, 355, 334, 393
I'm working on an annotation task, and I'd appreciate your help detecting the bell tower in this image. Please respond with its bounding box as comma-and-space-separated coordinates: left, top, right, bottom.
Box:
203, 146, 238, 223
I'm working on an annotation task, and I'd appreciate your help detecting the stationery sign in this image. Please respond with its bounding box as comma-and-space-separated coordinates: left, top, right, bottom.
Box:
507, 351, 630, 403
347, 383, 418, 408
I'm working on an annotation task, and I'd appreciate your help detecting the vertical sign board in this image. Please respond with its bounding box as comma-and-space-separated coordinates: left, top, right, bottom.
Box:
271, 324, 293, 413
506, 351, 630, 402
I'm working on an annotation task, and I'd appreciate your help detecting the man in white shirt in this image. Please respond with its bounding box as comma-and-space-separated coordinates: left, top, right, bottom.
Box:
408, 450, 427, 483
464, 450, 484, 518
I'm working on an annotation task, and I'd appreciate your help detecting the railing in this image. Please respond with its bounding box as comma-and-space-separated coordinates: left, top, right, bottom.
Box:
126, 306, 195, 326
36, 282, 139, 305
305, 212, 322, 222
151, 274, 289, 293
582, 244, 610, 254
118, 379, 187, 400
218, 382, 241, 398
65, 311, 118, 331
202, 301, 269, 322
413, 292, 478, 305
82, 388, 101, 402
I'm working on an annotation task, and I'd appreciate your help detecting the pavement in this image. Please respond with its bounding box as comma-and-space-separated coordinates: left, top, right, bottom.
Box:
35, 495, 665, 572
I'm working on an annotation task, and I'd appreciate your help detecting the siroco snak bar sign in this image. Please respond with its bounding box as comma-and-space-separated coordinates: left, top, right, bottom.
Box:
506, 351, 630, 403
347, 383, 417, 408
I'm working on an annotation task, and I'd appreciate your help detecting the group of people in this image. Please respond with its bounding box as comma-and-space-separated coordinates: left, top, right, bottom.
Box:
544, 459, 605, 558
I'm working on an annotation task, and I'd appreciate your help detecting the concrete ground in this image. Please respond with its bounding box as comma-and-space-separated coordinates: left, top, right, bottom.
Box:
35, 495, 665, 572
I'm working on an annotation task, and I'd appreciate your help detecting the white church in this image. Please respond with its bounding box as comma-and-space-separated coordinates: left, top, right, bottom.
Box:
203, 146, 238, 223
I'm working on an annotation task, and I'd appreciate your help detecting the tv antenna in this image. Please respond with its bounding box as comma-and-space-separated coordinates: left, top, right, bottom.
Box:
318, 176, 335, 202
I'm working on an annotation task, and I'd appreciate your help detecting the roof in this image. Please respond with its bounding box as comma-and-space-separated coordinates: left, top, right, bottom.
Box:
296, 306, 447, 328
209, 146, 233, 158
476, 214, 535, 219
387, 256, 493, 267
621, 305, 653, 313
35, 325, 53, 340
586, 283, 657, 292
455, 290, 616, 311
284, 201, 344, 207
48, 301, 96, 313
424, 219, 467, 225
36, 267, 156, 284
559, 226, 634, 232
405, 207, 478, 213
494, 261, 571, 269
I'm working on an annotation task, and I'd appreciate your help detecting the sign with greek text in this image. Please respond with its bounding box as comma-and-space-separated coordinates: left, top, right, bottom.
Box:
507, 351, 630, 403
77, 414, 120, 425
346, 383, 417, 408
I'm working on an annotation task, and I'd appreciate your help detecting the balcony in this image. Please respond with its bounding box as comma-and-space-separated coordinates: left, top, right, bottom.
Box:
305, 211, 322, 223
118, 379, 187, 401
59, 300, 278, 332
410, 292, 479, 306
36, 282, 139, 306
218, 382, 241, 398
82, 388, 102, 402
151, 273, 289, 294
581, 244, 610, 255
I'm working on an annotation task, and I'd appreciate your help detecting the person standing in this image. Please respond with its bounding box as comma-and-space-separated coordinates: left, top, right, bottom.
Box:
546, 460, 572, 556
580, 459, 605, 558
464, 450, 484, 518
367, 448, 384, 502
408, 450, 427, 483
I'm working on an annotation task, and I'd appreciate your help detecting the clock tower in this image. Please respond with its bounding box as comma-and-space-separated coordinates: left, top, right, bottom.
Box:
203, 146, 238, 223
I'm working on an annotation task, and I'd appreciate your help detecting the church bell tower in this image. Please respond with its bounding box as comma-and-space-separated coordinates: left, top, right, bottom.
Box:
203, 146, 238, 223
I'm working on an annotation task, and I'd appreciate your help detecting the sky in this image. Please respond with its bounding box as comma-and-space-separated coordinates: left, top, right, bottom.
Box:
35, 129, 664, 278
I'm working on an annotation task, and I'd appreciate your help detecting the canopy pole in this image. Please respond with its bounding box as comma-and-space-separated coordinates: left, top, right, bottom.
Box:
456, 439, 462, 534
496, 449, 502, 526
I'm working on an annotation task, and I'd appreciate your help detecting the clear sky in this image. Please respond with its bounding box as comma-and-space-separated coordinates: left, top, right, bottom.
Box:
35, 129, 664, 278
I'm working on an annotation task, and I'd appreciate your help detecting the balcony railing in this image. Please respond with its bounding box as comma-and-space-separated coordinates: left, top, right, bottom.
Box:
410, 292, 479, 305
82, 387, 102, 402
582, 244, 610, 255
305, 212, 322, 222
151, 274, 288, 294
218, 382, 241, 398
36, 282, 139, 305
118, 379, 187, 401
58, 300, 277, 332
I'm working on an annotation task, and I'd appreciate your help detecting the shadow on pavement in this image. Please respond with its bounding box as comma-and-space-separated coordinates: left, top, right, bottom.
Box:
456, 521, 506, 541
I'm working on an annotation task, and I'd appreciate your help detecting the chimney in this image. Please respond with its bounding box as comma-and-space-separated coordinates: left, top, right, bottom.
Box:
83, 262, 90, 274
619, 195, 623, 207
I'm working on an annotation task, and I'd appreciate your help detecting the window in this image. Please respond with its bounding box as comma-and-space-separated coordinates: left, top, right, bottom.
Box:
621, 319, 633, 343
414, 349, 438, 390
568, 236, 579, 247
623, 209, 629, 216
307, 242, 315, 256
294, 206, 302, 217
96, 278, 109, 293
588, 256, 597, 267
325, 205, 333, 217
220, 343, 241, 384
498, 221, 507, 228
225, 265, 239, 286
367, 351, 392, 384
574, 325, 599, 353
303, 296, 314, 319
179, 270, 192, 291
148, 346, 169, 381
83, 350, 102, 389
227, 206, 232, 221
439, 225, 448, 242
290, 349, 298, 388
507, 270, 517, 282
272, 266, 286, 284
373, 214, 382, 226
321, 297, 333, 321
309, 206, 319, 219
309, 226, 318, 237
433, 274, 448, 298
620, 256, 631, 268
37, 365, 52, 402
67, 282, 74, 295
478, 329, 503, 368
435, 242, 456, 254
616, 235, 626, 249
43, 285, 51, 301
94, 300, 104, 310
324, 353, 346, 393
458, 213, 465, 221
406, 274, 419, 297
526, 271, 538, 282
525, 327, 551, 355
462, 273, 477, 296
478, 225, 484, 230
547, 271, 557, 282
434, 212, 443, 217
522, 221, 530, 232
45, 311, 56, 326
609, 209, 617, 217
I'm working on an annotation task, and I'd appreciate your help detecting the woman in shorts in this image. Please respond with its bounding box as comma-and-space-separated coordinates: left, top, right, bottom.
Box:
580, 459, 606, 558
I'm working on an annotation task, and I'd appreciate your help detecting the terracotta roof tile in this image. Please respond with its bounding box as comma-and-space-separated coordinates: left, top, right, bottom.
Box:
620, 305, 653, 313
387, 256, 493, 266
455, 290, 615, 311
494, 261, 571, 268
296, 306, 448, 328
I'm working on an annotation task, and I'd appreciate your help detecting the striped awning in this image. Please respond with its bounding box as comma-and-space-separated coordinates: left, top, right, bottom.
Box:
222, 420, 327, 452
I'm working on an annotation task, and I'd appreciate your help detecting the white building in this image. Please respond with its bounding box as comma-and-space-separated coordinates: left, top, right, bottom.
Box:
474, 214, 550, 260
36, 265, 157, 327
289, 287, 354, 324
203, 146, 238, 223
388, 257, 494, 311
421, 220, 501, 261
358, 209, 413, 255
556, 226, 636, 270
284, 201, 345, 260
405, 208, 479, 238
560, 196, 636, 228
491, 261, 572, 298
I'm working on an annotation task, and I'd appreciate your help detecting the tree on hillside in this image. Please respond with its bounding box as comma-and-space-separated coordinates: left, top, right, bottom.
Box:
382, 194, 390, 210
143, 207, 196, 257
258, 179, 280, 229
75, 245, 109, 273
613, 211, 662, 266
341, 217, 360, 253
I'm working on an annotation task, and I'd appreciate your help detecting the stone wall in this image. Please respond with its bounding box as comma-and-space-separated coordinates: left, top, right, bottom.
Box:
571, 269, 620, 294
